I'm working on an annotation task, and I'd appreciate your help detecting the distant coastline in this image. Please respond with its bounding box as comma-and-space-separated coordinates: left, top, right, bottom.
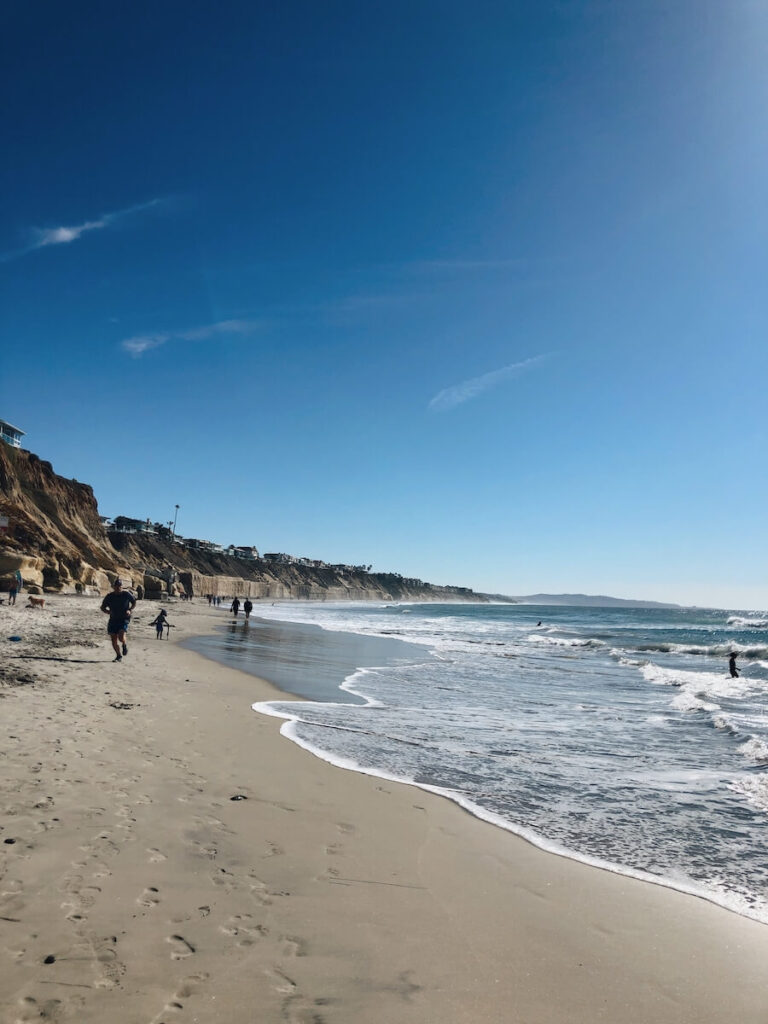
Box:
513, 593, 683, 609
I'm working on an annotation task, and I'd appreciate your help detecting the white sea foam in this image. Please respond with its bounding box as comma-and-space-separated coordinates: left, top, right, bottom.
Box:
730, 776, 768, 814
639, 662, 761, 699
713, 714, 737, 733
737, 737, 768, 764
633, 641, 768, 658
527, 633, 605, 648
670, 691, 720, 713
727, 616, 768, 628
251, 695, 768, 925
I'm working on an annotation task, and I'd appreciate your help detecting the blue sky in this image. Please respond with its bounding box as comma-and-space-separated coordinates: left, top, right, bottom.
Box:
2, 1, 766, 608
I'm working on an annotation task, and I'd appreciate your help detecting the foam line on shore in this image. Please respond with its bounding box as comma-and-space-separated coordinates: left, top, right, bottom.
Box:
251, 694, 768, 926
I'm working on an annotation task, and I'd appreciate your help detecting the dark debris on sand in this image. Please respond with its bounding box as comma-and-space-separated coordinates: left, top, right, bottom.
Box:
0, 665, 37, 688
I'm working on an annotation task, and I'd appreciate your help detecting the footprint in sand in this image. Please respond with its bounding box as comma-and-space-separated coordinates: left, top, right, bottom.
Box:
137, 887, 160, 908
148, 972, 209, 1020
149, 999, 184, 1022
189, 840, 218, 860
174, 972, 209, 998
167, 934, 196, 960
218, 914, 263, 947
281, 936, 308, 957
147, 847, 167, 863
0, 880, 25, 917
84, 933, 126, 989
14, 995, 63, 1022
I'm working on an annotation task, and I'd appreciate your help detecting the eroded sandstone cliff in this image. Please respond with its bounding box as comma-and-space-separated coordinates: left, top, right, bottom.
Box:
0, 446, 486, 602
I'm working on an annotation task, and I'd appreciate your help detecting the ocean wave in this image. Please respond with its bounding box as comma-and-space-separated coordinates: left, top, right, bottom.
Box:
611, 651, 646, 666
730, 776, 768, 814
738, 737, 768, 765
527, 633, 605, 649
727, 616, 768, 628
639, 663, 763, 706
631, 641, 768, 658
670, 691, 720, 713
712, 714, 737, 734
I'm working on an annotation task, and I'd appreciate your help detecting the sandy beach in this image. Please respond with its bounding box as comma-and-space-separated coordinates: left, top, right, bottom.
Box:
1, 596, 767, 1024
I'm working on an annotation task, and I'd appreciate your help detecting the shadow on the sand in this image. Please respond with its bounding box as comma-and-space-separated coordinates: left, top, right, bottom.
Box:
11, 654, 105, 664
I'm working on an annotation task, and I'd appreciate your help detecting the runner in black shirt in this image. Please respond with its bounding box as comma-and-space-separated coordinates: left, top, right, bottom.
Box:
100, 579, 136, 662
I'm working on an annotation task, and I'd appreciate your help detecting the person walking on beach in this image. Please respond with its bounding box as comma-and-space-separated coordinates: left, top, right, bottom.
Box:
8, 583, 17, 606
100, 579, 136, 662
231, 596, 240, 617
729, 652, 740, 678
243, 598, 253, 620
150, 608, 170, 639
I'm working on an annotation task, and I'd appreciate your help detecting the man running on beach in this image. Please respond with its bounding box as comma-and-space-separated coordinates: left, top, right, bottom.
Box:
101, 579, 136, 662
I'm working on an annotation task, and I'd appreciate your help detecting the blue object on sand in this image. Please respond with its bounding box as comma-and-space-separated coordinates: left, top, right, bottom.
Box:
8, 636, 22, 642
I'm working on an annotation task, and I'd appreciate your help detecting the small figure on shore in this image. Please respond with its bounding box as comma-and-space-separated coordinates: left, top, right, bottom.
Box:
231, 597, 240, 617
8, 583, 18, 606
100, 579, 136, 662
729, 652, 740, 679
243, 598, 253, 620
150, 608, 170, 639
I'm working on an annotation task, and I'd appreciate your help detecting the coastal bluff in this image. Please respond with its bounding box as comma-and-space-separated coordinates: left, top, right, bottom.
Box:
0, 444, 487, 602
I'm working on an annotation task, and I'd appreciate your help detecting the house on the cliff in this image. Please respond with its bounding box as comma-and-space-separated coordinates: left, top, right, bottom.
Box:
228, 545, 259, 560
184, 538, 224, 554
110, 516, 158, 535
0, 420, 24, 448
263, 552, 294, 564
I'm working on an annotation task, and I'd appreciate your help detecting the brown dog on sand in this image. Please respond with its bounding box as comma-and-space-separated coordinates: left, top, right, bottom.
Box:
27, 596, 45, 609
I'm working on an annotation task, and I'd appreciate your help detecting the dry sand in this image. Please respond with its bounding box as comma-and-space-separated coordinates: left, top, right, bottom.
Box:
1, 595, 767, 1024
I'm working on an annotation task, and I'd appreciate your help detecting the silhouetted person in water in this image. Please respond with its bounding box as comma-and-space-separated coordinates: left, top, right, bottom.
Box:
243, 598, 253, 620
231, 597, 240, 617
729, 653, 739, 678
536, 621, 542, 627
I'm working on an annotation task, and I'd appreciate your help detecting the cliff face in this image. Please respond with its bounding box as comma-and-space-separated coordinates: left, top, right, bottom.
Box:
0, 445, 121, 592
0, 446, 486, 602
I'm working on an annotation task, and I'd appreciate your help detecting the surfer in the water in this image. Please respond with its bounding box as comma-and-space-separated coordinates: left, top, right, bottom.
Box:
728, 652, 739, 678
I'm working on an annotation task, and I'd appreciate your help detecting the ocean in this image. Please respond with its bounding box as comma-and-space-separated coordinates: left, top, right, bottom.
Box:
187, 601, 768, 924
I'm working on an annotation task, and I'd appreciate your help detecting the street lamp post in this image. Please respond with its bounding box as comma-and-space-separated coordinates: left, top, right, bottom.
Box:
172, 504, 180, 540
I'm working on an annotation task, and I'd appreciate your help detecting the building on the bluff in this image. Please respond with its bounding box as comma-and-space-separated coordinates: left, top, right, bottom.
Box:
110, 516, 158, 535
0, 420, 24, 448
227, 545, 260, 560
184, 538, 224, 554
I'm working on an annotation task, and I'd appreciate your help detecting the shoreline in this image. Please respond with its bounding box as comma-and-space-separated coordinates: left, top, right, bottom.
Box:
2, 596, 768, 1022
199, 603, 768, 928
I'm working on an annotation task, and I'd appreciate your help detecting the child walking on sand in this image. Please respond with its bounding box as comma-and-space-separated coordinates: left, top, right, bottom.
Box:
150, 608, 170, 639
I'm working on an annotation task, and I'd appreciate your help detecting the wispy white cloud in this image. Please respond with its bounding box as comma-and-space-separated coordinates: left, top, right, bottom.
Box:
428, 354, 550, 412
121, 319, 260, 357
1, 198, 163, 263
